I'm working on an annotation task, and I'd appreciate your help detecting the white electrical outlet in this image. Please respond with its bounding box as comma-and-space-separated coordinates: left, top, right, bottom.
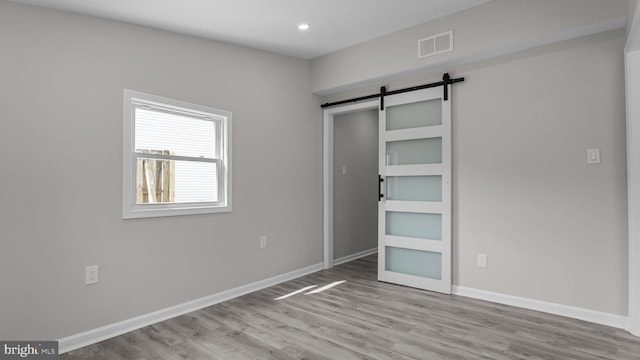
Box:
85, 265, 99, 285
477, 254, 488, 268
260, 235, 267, 248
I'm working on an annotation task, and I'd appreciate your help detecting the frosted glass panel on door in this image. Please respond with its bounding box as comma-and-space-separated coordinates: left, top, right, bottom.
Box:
387, 176, 442, 202
386, 138, 442, 165
386, 211, 442, 240
386, 99, 442, 131
385, 247, 442, 280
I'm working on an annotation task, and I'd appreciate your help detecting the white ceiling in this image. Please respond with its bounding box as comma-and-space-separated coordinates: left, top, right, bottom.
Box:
12, 0, 490, 59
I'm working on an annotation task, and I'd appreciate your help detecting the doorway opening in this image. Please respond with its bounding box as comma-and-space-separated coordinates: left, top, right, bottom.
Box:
323, 100, 379, 269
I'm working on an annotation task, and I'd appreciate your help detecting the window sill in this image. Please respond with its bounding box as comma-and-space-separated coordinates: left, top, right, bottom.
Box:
123, 204, 232, 219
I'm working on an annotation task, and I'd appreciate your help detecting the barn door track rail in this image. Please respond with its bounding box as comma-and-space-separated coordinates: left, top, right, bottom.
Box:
320, 73, 464, 110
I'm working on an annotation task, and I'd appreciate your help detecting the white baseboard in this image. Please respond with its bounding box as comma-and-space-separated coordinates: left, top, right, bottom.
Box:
452, 286, 628, 330
58, 262, 324, 354
59, 265, 630, 354
333, 248, 378, 266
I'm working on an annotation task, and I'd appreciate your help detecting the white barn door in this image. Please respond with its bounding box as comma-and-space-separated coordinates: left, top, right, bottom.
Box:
378, 86, 452, 294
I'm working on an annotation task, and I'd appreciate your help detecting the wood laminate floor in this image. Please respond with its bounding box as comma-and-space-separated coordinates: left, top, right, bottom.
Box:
61, 255, 640, 359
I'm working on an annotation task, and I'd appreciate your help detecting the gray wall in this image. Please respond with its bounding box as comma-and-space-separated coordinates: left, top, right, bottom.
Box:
0, 2, 322, 340
312, 0, 628, 94
333, 110, 378, 260
453, 31, 627, 315
631, 0, 640, 34
324, 30, 628, 315
630, 0, 640, 50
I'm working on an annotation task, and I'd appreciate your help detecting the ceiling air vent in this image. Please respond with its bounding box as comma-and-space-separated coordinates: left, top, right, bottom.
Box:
418, 30, 453, 59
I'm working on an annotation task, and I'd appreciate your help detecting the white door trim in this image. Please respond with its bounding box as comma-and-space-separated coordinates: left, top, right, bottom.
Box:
626, 0, 640, 335
323, 100, 379, 269
626, 49, 640, 337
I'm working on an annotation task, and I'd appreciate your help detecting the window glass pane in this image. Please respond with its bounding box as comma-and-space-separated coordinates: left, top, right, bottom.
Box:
386, 99, 441, 131
386, 211, 441, 240
385, 247, 442, 280
386, 138, 442, 165
386, 176, 442, 202
136, 159, 218, 204
135, 108, 216, 158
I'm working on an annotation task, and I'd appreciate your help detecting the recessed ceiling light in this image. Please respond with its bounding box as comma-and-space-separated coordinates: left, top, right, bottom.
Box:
298, 24, 310, 31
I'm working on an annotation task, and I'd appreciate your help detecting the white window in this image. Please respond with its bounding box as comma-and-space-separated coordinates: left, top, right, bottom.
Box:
123, 90, 232, 219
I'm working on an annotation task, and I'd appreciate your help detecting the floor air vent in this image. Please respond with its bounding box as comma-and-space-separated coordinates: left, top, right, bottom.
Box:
418, 30, 453, 58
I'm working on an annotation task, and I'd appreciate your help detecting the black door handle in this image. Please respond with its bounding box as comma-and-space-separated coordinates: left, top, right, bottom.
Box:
378, 175, 384, 201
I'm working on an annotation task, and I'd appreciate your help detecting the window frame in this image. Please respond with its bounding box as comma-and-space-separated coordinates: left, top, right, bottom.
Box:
122, 89, 232, 219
